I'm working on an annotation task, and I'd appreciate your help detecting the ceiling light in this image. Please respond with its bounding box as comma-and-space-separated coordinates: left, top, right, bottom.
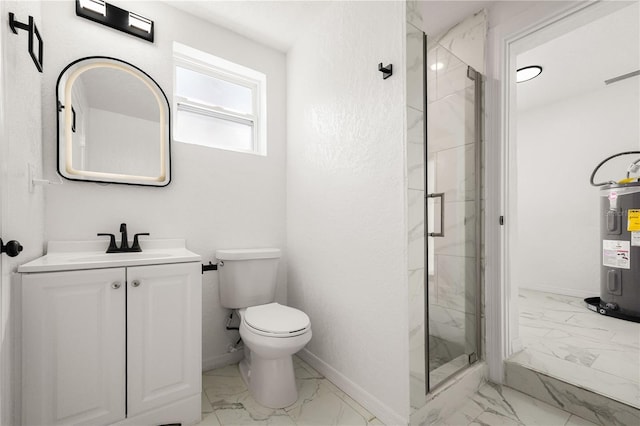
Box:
430, 62, 444, 71
516, 66, 542, 83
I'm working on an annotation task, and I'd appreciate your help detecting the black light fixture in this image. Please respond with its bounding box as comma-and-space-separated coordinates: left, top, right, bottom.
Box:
516, 65, 542, 83
75, 0, 154, 43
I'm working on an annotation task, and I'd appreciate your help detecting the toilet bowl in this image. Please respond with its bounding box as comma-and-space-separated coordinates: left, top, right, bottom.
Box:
237, 303, 312, 408
215, 248, 312, 408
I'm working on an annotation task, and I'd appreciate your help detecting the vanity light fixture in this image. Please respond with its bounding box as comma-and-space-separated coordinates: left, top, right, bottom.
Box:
75, 0, 154, 43
78, 0, 106, 16
516, 65, 542, 83
129, 12, 152, 33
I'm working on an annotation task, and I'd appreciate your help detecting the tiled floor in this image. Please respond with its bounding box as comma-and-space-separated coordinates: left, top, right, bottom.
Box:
197, 355, 597, 426
196, 356, 383, 425
434, 382, 597, 426
515, 289, 640, 408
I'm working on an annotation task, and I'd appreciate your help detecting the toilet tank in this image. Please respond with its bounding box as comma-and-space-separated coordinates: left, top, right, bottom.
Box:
215, 248, 281, 309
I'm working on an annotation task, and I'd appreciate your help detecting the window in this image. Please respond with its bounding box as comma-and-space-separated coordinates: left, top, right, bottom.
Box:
173, 42, 267, 155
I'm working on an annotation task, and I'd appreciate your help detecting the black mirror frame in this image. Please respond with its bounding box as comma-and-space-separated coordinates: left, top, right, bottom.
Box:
56, 56, 171, 187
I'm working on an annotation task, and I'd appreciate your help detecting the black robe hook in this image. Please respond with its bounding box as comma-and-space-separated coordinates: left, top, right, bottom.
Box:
378, 63, 393, 80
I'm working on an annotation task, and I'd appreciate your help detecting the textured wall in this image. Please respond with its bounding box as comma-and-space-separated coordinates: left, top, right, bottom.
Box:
40, 0, 287, 370
286, 1, 409, 423
1, 1, 45, 424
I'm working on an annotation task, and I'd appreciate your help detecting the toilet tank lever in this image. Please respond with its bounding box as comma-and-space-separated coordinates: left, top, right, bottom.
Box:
201, 261, 219, 274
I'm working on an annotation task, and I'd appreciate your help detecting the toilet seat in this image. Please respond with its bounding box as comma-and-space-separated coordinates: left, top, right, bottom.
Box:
243, 303, 310, 337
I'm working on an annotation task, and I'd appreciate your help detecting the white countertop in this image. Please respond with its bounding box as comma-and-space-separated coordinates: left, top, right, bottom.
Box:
18, 239, 201, 273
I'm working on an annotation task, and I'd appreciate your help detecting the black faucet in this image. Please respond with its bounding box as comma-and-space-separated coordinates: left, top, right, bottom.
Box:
98, 223, 149, 253
119, 223, 129, 250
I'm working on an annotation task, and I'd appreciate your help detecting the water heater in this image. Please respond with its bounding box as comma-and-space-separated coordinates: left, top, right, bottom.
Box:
587, 152, 640, 322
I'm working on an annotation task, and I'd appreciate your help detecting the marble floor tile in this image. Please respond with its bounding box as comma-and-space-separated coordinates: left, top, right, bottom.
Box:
202, 391, 214, 414
437, 382, 598, 426
214, 407, 296, 426
430, 390, 484, 425
472, 383, 572, 425
566, 415, 601, 426
196, 355, 383, 426
508, 349, 640, 411
285, 379, 373, 425
504, 361, 640, 426
197, 345, 614, 426
516, 289, 640, 409
198, 412, 222, 426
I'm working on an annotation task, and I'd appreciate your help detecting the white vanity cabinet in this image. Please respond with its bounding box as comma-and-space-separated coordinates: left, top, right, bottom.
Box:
19, 241, 202, 426
22, 268, 127, 425
126, 263, 201, 418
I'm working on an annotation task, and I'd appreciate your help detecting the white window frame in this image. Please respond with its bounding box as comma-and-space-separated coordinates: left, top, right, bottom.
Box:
173, 42, 267, 155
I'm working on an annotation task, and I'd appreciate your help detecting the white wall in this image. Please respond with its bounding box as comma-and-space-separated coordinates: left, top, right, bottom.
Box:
514, 77, 640, 297
286, 1, 409, 424
0, 1, 46, 423
40, 0, 287, 370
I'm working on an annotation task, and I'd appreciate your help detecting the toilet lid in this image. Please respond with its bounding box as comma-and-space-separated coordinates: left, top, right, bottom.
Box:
244, 303, 310, 335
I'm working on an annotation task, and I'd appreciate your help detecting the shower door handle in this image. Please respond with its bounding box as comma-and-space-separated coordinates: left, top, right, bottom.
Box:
427, 192, 445, 237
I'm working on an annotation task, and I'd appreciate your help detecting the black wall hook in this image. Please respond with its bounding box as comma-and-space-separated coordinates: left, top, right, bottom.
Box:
378, 63, 393, 80
8, 12, 43, 73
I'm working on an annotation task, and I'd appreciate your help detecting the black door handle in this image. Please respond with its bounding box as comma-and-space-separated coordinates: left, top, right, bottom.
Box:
1, 238, 23, 257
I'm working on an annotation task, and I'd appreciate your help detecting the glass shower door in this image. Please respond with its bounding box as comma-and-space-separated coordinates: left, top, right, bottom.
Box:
425, 38, 482, 391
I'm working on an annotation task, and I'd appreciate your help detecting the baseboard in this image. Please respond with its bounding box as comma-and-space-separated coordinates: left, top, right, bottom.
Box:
298, 349, 408, 426
202, 347, 244, 372
519, 284, 597, 299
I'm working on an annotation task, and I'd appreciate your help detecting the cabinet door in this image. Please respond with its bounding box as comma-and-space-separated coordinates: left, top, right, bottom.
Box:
22, 268, 126, 426
127, 262, 201, 416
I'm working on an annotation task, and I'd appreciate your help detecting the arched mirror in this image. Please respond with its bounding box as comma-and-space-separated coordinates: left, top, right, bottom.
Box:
56, 56, 171, 186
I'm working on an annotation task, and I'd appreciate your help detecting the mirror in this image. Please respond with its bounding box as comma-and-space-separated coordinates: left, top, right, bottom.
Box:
57, 57, 171, 186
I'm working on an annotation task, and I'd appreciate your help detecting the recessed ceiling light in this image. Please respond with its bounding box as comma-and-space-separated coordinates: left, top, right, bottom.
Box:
430, 62, 444, 71
516, 66, 542, 83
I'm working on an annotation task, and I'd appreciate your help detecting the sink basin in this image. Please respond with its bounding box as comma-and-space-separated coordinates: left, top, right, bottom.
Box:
18, 239, 201, 273
69, 252, 172, 263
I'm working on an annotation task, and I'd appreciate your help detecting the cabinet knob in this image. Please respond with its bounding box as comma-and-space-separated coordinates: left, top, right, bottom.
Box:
131, 280, 141, 287
111, 282, 121, 289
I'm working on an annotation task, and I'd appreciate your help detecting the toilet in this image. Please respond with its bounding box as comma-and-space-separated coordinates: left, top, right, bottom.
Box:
215, 248, 312, 408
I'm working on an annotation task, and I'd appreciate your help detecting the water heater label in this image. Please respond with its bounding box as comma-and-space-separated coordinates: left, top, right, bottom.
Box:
628, 209, 640, 231
603, 240, 631, 269
632, 232, 640, 247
